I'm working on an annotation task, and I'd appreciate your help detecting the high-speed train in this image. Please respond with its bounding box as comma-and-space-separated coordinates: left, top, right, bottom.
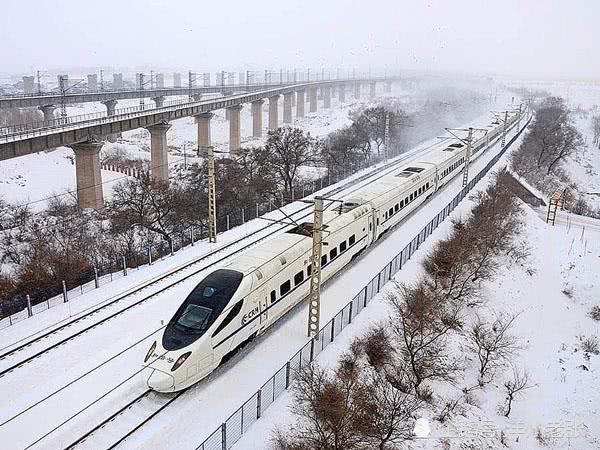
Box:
143, 110, 522, 392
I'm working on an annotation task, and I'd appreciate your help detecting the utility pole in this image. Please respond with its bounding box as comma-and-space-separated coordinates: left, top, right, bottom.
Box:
100, 69, 104, 91
37, 70, 42, 94
139, 73, 145, 110
307, 196, 324, 338
501, 110, 508, 147
384, 113, 390, 162
188, 71, 194, 102
150, 70, 155, 89
207, 146, 217, 243
59, 75, 67, 123
462, 127, 473, 187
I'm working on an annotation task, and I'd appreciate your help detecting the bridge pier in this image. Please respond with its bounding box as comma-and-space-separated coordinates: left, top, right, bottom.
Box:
309, 88, 318, 113
39, 104, 56, 123
102, 99, 118, 116
268, 95, 280, 130
296, 90, 305, 118
283, 93, 294, 124
369, 82, 376, 99
338, 84, 345, 103
195, 112, 214, 154
147, 121, 171, 183
152, 96, 165, 108
323, 87, 331, 109
71, 140, 104, 210
251, 100, 264, 137
227, 105, 243, 155
354, 82, 361, 99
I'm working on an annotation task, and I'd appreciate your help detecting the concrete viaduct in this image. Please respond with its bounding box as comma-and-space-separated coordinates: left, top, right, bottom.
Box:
0, 78, 396, 210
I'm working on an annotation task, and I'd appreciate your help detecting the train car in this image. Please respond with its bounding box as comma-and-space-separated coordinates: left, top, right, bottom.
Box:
144, 110, 523, 392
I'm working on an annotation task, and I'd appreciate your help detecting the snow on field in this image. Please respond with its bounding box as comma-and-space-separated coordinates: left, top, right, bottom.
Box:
234, 130, 600, 450
0, 105, 518, 450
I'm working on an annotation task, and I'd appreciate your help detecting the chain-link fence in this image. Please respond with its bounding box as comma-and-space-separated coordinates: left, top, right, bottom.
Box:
194, 115, 530, 450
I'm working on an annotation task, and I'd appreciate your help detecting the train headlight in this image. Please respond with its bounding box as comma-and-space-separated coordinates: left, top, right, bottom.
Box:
144, 341, 157, 363
171, 351, 192, 372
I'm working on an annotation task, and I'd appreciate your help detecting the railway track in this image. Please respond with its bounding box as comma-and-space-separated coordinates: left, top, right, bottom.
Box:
0, 139, 443, 379
65, 389, 184, 450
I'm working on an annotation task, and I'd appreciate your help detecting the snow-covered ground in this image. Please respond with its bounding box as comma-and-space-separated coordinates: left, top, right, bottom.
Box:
234, 125, 600, 450
0, 104, 518, 450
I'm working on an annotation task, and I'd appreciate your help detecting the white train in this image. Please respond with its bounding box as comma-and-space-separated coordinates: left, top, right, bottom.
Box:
144, 111, 522, 392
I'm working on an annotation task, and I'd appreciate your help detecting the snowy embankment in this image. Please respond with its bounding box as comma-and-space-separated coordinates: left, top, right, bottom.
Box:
234, 137, 600, 449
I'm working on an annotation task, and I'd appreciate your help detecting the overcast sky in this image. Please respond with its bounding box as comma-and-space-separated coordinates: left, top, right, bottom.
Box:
1, 0, 597, 80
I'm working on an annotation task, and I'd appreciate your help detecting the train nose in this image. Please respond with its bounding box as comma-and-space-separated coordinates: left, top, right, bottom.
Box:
146, 368, 175, 392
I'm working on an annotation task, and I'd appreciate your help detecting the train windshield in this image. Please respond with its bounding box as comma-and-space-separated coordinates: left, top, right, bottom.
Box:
163, 269, 244, 350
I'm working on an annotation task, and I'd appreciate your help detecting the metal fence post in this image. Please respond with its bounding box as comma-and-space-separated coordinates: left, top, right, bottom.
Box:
285, 361, 291, 388
190, 227, 194, 246
348, 299, 353, 323
256, 389, 262, 419
269, 199, 273, 212
256, 203, 259, 218
148, 247, 152, 265
122, 256, 127, 276
226, 215, 230, 231
62, 280, 68, 303
330, 318, 335, 342
26, 294, 32, 317
221, 423, 227, 450
170, 239, 174, 256
94, 267, 99, 289
241, 208, 245, 224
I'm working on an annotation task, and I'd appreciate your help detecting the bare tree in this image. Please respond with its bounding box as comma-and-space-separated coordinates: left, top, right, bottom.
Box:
590, 115, 600, 149
264, 127, 318, 196
275, 361, 368, 450
468, 312, 521, 386
388, 281, 462, 397
502, 366, 533, 417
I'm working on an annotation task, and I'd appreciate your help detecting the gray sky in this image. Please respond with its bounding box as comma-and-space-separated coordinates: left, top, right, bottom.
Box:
1, 0, 597, 79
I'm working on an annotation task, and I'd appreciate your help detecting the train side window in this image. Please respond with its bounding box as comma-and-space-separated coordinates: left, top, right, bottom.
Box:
395, 204, 399, 212
377, 218, 379, 225
389, 207, 393, 216
294, 271, 304, 286
211, 300, 244, 337
340, 241, 347, 252
400, 200, 404, 208
405, 196, 408, 204
410, 193, 414, 201
426, 182, 430, 189
369, 222, 372, 231
330, 247, 338, 260
349, 234, 356, 245
307, 264, 312, 276
321, 254, 327, 266
280, 280, 291, 296
270, 290, 276, 303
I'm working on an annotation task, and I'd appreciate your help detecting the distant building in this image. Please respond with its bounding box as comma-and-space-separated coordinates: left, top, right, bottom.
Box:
87, 74, 98, 92
113, 73, 123, 90
23, 76, 35, 94
173, 73, 182, 88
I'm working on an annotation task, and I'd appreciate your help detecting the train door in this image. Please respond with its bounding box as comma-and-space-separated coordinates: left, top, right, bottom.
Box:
434, 168, 439, 191
258, 290, 269, 331
371, 210, 378, 242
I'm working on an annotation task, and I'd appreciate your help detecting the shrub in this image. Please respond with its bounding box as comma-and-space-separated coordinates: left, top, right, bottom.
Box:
582, 336, 600, 355
589, 305, 600, 321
